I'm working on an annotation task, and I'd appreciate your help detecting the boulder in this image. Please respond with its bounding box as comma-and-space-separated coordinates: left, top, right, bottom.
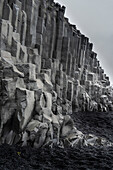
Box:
61, 115, 74, 138
35, 90, 52, 113
38, 73, 53, 92
16, 87, 35, 130
16, 63, 36, 81
22, 119, 49, 148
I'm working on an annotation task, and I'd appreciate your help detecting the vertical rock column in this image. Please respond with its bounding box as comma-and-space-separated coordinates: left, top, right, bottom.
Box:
0, 0, 4, 19
70, 26, 77, 78
36, 0, 45, 56
61, 37, 70, 72
53, 5, 65, 60
25, 0, 39, 47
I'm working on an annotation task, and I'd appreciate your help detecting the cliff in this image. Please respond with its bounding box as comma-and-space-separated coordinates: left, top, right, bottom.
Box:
0, 0, 113, 147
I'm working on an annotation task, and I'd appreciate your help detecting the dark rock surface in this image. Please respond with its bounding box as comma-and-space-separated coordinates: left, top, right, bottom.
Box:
72, 111, 113, 142
0, 111, 113, 170
0, 144, 113, 170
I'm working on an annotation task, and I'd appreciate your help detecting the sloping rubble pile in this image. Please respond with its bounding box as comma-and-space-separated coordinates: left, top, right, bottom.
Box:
1, 111, 113, 169
0, 0, 113, 147
72, 111, 113, 143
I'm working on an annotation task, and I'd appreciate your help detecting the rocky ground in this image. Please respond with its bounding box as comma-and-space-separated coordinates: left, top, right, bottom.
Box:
0, 111, 113, 170
72, 111, 113, 143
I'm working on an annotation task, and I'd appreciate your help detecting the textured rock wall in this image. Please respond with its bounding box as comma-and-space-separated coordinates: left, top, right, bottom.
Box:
0, 0, 113, 147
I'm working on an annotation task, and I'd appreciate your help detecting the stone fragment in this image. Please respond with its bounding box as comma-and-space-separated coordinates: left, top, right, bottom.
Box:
39, 73, 53, 92
61, 115, 74, 137
16, 87, 35, 130
16, 77, 26, 89
41, 108, 53, 123
16, 63, 36, 81
35, 90, 52, 113
19, 45, 27, 63
0, 50, 24, 78
22, 119, 49, 148
33, 122, 48, 148
28, 48, 41, 74
11, 37, 20, 60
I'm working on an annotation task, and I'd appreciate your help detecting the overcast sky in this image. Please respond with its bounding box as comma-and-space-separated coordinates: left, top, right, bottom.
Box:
54, 0, 113, 84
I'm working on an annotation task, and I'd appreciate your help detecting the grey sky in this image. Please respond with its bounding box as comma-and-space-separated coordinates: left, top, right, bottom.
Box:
54, 0, 113, 84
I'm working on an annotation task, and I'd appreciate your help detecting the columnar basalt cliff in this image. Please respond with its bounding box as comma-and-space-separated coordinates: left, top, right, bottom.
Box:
0, 0, 113, 147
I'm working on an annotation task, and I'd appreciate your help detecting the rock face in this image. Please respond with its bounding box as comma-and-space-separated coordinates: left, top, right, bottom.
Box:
0, 0, 113, 147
